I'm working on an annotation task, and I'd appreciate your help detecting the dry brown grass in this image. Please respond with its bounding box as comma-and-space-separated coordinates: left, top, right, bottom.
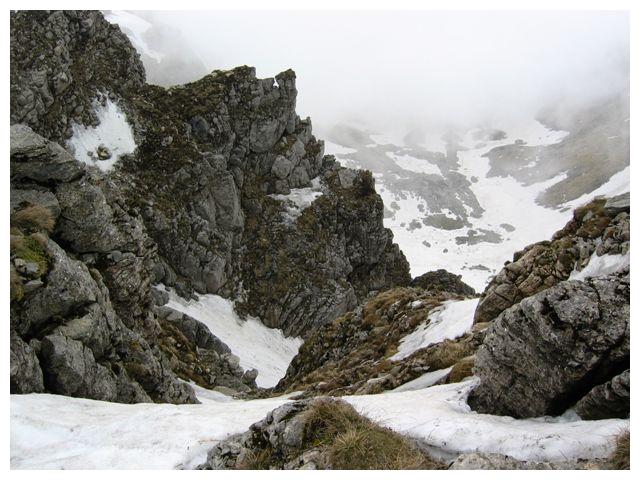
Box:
10, 263, 23, 302
447, 355, 476, 383
10, 231, 50, 276
11, 205, 55, 233
303, 399, 443, 470
236, 446, 275, 470
606, 430, 629, 470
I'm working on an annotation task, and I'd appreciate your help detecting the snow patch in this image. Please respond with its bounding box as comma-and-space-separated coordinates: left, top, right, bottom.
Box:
392, 153, 441, 176
67, 99, 136, 172
163, 287, 302, 388
269, 178, 323, 223
569, 250, 630, 282
323, 140, 357, 156
391, 367, 453, 392
346, 379, 627, 463
391, 298, 479, 361
561, 166, 630, 211
10, 392, 291, 469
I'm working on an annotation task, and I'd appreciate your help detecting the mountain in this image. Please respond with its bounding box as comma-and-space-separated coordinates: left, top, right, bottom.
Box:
9, 9, 630, 471
10, 10, 408, 402
322, 92, 629, 293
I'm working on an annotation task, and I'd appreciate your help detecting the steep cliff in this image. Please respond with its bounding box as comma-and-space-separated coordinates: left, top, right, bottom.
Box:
10, 10, 409, 402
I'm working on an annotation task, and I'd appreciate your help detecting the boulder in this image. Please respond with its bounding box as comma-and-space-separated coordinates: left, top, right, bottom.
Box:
40, 334, 119, 401
469, 271, 629, 418
10, 124, 84, 183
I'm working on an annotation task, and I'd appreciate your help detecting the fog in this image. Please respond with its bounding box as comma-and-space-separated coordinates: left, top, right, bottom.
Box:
121, 10, 629, 133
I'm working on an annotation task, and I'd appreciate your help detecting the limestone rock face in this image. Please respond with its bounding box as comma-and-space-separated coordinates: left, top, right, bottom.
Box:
468, 271, 629, 418
10, 10, 145, 144
10, 10, 409, 401
10, 332, 44, 394
474, 196, 629, 325
574, 369, 630, 420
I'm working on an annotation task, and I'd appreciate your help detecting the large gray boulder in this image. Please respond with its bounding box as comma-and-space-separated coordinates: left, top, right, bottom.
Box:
10, 124, 84, 183
40, 334, 119, 401
469, 271, 629, 418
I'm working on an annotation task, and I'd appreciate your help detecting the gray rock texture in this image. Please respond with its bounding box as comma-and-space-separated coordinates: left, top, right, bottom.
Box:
574, 369, 630, 420
200, 398, 331, 470
474, 196, 629, 324
10, 332, 44, 394
10, 10, 145, 144
448, 452, 595, 470
10, 10, 409, 401
469, 271, 629, 418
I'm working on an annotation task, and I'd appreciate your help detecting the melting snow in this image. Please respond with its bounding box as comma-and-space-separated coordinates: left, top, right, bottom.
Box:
345, 379, 628, 463
392, 153, 441, 176
569, 250, 630, 282
11, 378, 627, 468
391, 367, 453, 392
380, 120, 574, 292
561, 166, 630, 211
269, 178, 323, 223
391, 298, 479, 361
10, 392, 292, 469
67, 99, 136, 172
163, 287, 302, 388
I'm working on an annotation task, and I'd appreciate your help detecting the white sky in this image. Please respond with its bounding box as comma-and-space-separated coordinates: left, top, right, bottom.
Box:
133, 10, 628, 131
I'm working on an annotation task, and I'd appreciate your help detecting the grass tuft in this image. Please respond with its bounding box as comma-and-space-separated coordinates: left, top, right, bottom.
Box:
11, 205, 55, 233
302, 399, 442, 470
607, 430, 629, 470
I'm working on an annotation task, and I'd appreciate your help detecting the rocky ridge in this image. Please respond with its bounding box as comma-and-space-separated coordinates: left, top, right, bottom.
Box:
10, 10, 409, 402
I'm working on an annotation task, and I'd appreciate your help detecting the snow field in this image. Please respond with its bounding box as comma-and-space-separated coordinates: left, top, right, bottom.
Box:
11, 378, 628, 468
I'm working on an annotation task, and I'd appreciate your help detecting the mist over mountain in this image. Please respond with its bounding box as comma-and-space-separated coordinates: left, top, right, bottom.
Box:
10, 9, 630, 471
109, 10, 629, 132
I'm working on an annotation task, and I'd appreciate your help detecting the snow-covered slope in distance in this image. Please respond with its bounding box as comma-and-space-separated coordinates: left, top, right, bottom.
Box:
325, 120, 629, 292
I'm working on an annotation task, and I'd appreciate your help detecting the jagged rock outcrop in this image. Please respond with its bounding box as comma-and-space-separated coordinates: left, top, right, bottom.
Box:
10, 10, 145, 144
10, 127, 197, 403
469, 270, 629, 418
474, 195, 629, 324
10, 10, 409, 400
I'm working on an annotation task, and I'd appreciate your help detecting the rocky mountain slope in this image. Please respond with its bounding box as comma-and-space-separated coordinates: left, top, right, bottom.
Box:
273, 195, 630, 419
322, 91, 630, 292
10, 10, 408, 403
9, 9, 630, 471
